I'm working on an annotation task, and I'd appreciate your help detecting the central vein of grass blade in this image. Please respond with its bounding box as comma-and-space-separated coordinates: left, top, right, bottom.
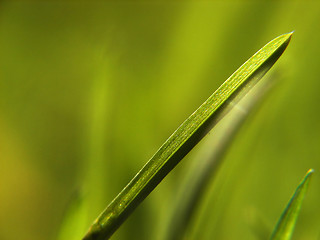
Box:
83, 32, 292, 240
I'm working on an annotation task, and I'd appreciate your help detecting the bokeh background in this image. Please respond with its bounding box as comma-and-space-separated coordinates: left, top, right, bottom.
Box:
1, 1, 320, 240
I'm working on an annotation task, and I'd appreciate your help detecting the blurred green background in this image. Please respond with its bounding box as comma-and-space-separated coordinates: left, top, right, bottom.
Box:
1, 1, 320, 240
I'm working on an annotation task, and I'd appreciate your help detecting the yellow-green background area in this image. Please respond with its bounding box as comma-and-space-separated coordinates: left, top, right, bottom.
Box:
1, 1, 319, 240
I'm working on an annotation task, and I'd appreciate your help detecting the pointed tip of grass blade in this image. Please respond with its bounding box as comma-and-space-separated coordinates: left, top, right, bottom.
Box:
271, 31, 293, 51
268, 31, 293, 53
270, 169, 314, 240
286, 31, 294, 36
285, 31, 293, 42
306, 168, 314, 175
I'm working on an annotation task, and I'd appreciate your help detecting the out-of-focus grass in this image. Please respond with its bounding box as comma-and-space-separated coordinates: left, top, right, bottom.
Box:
270, 169, 313, 240
0, 1, 319, 240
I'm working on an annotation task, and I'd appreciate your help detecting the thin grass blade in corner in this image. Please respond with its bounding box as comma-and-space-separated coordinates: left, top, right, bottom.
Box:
83, 32, 293, 240
57, 191, 88, 240
270, 169, 314, 240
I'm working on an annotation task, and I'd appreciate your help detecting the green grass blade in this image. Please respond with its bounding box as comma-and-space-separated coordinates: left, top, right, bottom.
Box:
270, 169, 314, 240
57, 191, 89, 240
83, 32, 292, 240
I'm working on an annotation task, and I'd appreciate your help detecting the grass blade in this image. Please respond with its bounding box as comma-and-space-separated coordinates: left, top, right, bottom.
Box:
83, 32, 292, 240
57, 191, 89, 240
270, 169, 314, 240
